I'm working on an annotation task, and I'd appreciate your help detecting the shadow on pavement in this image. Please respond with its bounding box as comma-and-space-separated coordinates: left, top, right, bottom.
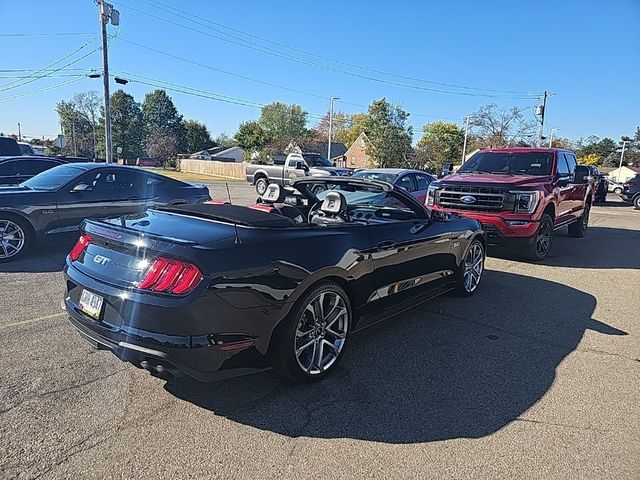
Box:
0, 238, 73, 273
164, 270, 626, 443
490, 226, 640, 269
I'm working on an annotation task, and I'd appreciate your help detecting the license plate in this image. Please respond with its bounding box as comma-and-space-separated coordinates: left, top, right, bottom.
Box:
79, 289, 104, 320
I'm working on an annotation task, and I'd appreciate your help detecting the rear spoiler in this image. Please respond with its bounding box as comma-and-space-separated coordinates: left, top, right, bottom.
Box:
82, 219, 198, 247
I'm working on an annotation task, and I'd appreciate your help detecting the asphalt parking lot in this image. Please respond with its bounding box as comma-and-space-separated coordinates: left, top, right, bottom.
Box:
1, 186, 638, 479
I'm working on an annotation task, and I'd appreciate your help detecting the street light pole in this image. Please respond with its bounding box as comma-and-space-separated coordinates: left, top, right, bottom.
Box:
537, 90, 548, 147
96, 0, 119, 163
618, 140, 629, 182
17, 122, 21, 141
549, 128, 558, 147
327, 96, 339, 162
461, 115, 471, 163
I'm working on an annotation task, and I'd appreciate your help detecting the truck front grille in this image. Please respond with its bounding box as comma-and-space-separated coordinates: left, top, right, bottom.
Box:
437, 185, 506, 212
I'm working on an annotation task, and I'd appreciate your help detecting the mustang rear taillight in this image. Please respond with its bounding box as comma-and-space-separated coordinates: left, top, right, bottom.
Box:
137, 257, 202, 295
69, 234, 92, 261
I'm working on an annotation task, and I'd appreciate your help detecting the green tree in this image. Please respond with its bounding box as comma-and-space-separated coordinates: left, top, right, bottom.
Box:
109, 90, 144, 160
55, 99, 95, 158
235, 120, 271, 156
258, 102, 309, 150
415, 121, 463, 172
342, 113, 369, 147
183, 120, 213, 153
312, 111, 352, 145
362, 98, 413, 168
141, 89, 185, 154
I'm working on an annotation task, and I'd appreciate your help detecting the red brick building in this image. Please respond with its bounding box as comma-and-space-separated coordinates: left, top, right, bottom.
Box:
342, 132, 372, 169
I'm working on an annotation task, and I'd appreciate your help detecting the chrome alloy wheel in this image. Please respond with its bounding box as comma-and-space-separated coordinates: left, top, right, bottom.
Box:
294, 291, 349, 375
463, 242, 484, 293
0, 220, 25, 259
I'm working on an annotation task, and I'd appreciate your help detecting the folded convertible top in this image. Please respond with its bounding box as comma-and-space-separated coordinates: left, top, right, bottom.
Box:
157, 203, 296, 228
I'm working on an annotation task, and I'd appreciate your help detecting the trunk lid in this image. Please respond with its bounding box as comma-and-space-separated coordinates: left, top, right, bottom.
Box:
74, 209, 237, 288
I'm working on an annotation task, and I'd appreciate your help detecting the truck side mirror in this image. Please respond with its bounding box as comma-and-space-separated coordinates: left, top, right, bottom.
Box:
573, 165, 590, 184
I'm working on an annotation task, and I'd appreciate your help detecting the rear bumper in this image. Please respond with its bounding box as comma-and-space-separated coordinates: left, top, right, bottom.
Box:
619, 192, 634, 203
63, 264, 271, 382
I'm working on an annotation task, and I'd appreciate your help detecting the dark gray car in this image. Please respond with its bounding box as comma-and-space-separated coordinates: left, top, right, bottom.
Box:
0, 163, 211, 262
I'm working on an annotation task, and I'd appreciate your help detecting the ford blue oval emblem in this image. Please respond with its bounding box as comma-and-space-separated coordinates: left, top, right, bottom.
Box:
460, 195, 477, 204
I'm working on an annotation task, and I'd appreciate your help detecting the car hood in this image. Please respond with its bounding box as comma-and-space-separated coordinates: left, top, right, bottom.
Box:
441, 172, 552, 188
311, 166, 351, 176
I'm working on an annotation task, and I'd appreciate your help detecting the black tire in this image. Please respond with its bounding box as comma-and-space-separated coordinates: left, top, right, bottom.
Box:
634, 195, 640, 210
454, 239, 485, 297
523, 213, 554, 261
613, 187, 622, 195
568, 203, 590, 238
255, 177, 268, 196
272, 282, 351, 383
0, 215, 33, 263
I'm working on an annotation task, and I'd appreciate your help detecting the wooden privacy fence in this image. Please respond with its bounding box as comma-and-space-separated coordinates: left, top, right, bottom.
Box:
179, 159, 246, 179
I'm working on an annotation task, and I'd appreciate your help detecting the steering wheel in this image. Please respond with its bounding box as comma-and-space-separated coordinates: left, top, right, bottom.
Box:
308, 201, 323, 223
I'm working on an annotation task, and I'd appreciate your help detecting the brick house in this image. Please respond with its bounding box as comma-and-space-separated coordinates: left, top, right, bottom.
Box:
342, 132, 372, 169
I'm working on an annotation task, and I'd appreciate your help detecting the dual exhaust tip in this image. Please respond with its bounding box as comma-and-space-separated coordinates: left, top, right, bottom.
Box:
139, 359, 181, 381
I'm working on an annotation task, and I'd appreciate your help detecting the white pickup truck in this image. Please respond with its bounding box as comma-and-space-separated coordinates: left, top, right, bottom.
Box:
246, 153, 351, 195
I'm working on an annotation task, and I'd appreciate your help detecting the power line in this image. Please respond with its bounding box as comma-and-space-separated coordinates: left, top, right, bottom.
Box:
0, 32, 95, 37
0, 77, 84, 101
119, 1, 540, 100
131, 0, 540, 97
0, 36, 99, 92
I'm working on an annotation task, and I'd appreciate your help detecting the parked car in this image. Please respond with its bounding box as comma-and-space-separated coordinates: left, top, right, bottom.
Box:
17, 142, 36, 156
619, 174, 640, 209
427, 148, 594, 261
62, 176, 486, 384
246, 153, 350, 196
0, 163, 211, 262
352, 168, 435, 203
587, 166, 608, 203
0, 137, 22, 156
608, 179, 624, 195
136, 157, 163, 167
0, 156, 65, 185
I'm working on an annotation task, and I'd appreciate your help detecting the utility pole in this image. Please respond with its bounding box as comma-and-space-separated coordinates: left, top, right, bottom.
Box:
17, 122, 21, 141
461, 115, 471, 163
327, 96, 340, 162
618, 140, 629, 182
548, 127, 558, 147
536, 91, 548, 147
96, 0, 119, 163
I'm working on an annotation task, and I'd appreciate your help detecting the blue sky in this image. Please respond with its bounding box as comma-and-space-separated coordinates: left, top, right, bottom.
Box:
1, 0, 638, 144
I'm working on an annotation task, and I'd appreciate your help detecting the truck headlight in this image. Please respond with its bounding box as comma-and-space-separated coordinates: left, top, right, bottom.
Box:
426, 186, 437, 206
511, 191, 540, 213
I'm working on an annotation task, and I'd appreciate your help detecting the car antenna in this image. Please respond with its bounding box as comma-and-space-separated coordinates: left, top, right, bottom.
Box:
225, 182, 242, 245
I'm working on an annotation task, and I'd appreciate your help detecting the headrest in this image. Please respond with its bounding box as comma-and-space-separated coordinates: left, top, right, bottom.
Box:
320, 191, 346, 215
262, 183, 285, 204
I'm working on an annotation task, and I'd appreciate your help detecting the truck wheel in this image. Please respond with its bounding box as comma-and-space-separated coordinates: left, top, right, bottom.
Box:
568, 204, 590, 238
613, 187, 622, 195
255, 177, 268, 196
523, 213, 553, 261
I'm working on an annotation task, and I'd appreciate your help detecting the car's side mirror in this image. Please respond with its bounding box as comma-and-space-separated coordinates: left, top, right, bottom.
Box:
71, 183, 92, 192
573, 166, 590, 184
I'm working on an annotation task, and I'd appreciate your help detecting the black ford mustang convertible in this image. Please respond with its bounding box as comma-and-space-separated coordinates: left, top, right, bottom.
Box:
63, 177, 486, 383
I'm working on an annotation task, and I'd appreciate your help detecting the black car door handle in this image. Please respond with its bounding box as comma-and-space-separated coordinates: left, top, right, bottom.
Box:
377, 240, 396, 251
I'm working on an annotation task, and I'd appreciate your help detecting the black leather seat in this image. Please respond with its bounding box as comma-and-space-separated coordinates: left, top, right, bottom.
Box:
311, 191, 348, 225
260, 184, 305, 224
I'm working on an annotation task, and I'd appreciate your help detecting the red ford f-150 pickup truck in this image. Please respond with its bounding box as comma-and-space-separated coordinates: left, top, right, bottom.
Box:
427, 148, 594, 261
